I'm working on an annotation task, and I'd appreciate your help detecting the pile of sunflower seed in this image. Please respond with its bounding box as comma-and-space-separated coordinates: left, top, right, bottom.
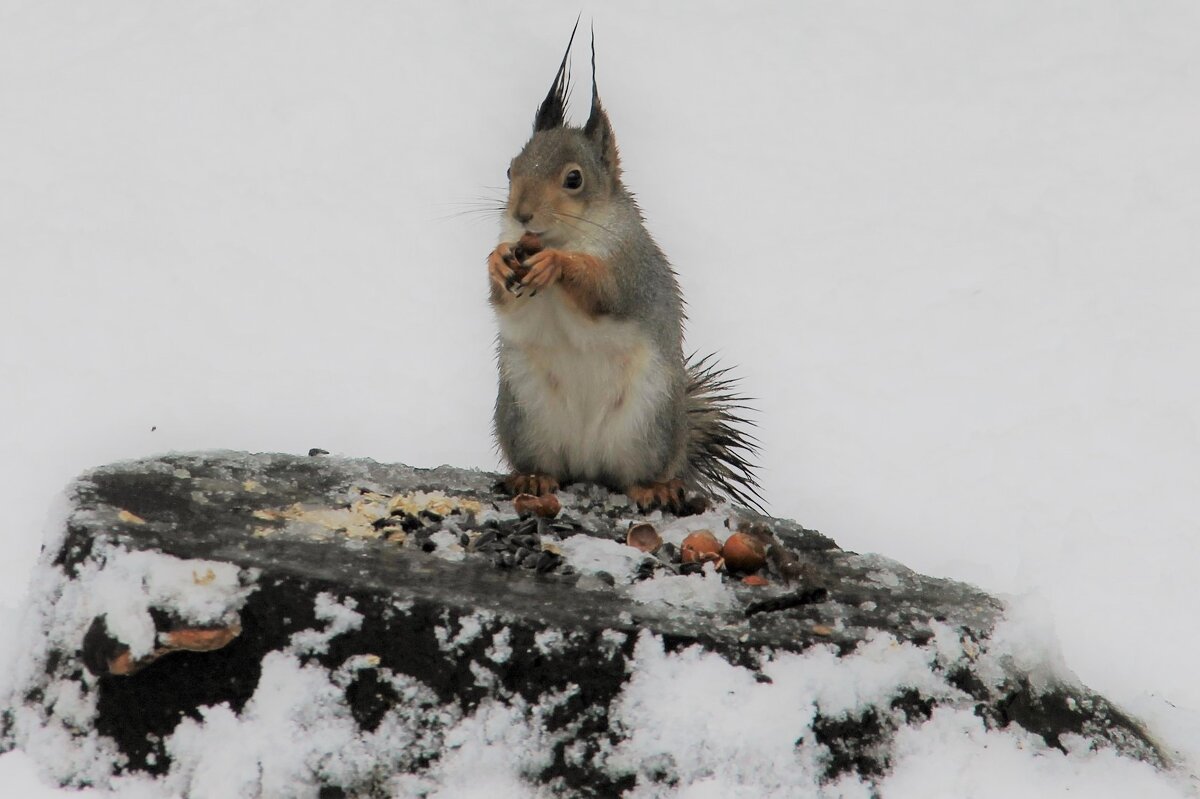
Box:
469, 516, 578, 574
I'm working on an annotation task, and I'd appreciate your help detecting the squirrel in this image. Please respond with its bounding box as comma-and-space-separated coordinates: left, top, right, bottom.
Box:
486, 23, 762, 514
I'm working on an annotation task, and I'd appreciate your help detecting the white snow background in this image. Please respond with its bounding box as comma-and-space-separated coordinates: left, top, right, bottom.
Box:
1, 0, 1198, 795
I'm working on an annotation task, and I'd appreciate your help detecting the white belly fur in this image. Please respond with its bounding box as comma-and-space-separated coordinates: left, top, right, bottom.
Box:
497, 287, 670, 486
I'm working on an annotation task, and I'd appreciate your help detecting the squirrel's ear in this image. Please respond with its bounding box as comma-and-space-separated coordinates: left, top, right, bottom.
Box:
533, 19, 579, 132
583, 28, 621, 178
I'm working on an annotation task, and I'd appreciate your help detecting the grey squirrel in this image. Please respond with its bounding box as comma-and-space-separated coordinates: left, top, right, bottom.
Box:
487, 23, 762, 513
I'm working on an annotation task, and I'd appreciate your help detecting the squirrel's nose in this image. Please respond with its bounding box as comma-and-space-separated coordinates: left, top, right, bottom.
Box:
514, 210, 533, 226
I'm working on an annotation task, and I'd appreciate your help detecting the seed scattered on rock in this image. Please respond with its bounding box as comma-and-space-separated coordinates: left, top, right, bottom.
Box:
741, 575, 769, 587
472, 530, 499, 551
117, 510, 146, 526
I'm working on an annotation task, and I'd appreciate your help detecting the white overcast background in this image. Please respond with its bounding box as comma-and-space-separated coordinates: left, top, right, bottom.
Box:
1, 1, 1198, 795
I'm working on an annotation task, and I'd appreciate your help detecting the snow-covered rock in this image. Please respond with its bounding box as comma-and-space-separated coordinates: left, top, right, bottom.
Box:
0, 452, 1171, 797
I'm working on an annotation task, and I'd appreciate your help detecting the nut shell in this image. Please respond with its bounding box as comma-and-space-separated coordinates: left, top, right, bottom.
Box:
680, 530, 722, 563
722, 531, 767, 572
626, 523, 662, 553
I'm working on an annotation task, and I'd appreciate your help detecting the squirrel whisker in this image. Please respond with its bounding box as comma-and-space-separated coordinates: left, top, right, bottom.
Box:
551, 210, 617, 239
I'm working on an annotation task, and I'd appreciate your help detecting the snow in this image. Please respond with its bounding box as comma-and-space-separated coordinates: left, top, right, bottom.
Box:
288, 593, 364, 655
626, 563, 736, 612
414, 701, 555, 799
435, 611, 491, 653
428, 529, 467, 562
151, 651, 455, 799
603, 627, 1191, 797
1, 0, 1199, 795
485, 627, 513, 665
0, 539, 261, 790
656, 509, 738, 548
558, 533, 645, 585
880, 708, 1183, 799
85, 548, 252, 659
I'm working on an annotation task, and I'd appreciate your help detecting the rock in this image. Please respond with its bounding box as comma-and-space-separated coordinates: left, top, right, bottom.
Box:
0, 452, 1167, 796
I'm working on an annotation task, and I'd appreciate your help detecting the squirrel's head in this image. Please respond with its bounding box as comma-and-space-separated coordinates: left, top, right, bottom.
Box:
504, 22, 622, 250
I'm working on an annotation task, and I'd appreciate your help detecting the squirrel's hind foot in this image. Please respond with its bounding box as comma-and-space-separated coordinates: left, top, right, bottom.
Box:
505, 473, 560, 497
626, 480, 687, 515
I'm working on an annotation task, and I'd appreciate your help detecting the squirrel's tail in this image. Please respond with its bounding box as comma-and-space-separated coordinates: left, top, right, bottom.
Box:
685, 353, 765, 513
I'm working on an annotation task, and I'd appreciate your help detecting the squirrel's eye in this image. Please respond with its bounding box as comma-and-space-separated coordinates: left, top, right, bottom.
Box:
506, 167, 511, 180
563, 169, 583, 191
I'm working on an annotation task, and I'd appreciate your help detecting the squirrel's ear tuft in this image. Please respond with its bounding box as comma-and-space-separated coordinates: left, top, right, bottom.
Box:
583, 26, 621, 177
533, 18, 580, 132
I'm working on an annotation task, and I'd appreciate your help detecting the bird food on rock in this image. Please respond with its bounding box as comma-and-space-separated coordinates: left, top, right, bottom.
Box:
512, 492, 560, 518
680, 530, 723, 564
722, 531, 767, 572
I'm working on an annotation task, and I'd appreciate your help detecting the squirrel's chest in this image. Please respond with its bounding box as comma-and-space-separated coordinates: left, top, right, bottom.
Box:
497, 290, 658, 391
496, 291, 670, 478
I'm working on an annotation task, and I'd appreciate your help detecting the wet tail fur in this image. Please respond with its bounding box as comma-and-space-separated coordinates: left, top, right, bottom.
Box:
685, 354, 765, 513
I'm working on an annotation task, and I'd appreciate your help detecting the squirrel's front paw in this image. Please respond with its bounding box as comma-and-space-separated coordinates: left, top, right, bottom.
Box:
488, 242, 522, 294
521, 249, 567, 293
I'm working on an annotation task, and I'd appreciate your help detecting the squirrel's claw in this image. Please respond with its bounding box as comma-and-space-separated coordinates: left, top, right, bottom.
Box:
505, 473, 560, 496
488, 243, 526, 296
627, 480, 687, 515
521, 249, 564, 291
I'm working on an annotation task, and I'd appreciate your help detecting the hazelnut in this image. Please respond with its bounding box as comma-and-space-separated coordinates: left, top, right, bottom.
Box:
513, 492, 560, 518
741, 574, 769, 587
513, 232, 544, 262
680, 530, 722, 563
722, 531, 767, 572
535, 492, 561, 517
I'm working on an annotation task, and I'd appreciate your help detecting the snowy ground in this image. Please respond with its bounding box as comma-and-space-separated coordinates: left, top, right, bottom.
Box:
1, 0, 1198, 795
